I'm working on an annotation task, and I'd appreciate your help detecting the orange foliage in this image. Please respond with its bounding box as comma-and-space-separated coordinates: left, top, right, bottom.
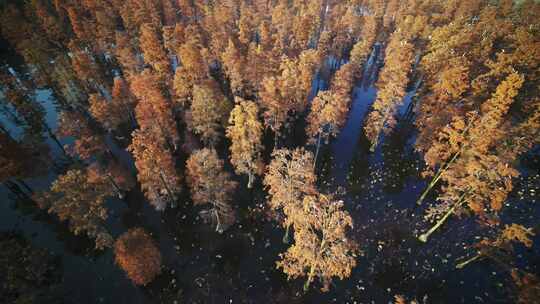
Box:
226, 98, 264, 188
131, 69, 179, 148
350, 15, 377, 67
263, 148, 317, 230
173, 38, 210, 106
501, 224, 535, 248
139, 23, 171, 78
221, 39, 250, 96
29, 0, 67, 45
277, 194, 357, 292
115, 31, 143, 77
65, 5, 95, 43
38, 169, 115, 249
260, 50, 320, 137
89, 93, 119, 131
364, 30, 414, 150
425, 73, 524, 219
186, 148, 238, 232
114, 228, 161, 285
306, 90, 348, 144
188, 80, 232, 146
128, 129, 181, 210
57, 111, 108, 160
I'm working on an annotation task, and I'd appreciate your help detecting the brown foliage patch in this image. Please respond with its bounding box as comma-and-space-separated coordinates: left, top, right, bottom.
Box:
114, 228, 162, 285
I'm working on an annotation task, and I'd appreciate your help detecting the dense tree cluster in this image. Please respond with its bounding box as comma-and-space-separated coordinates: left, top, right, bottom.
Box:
0, 0, 538, 295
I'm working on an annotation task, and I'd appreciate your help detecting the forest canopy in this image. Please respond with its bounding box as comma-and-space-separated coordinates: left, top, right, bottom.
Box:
0, 0, 539, 302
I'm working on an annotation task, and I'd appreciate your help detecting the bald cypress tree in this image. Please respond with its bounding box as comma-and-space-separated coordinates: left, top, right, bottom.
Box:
364, 31, 414, 151
226, 97, 264, 188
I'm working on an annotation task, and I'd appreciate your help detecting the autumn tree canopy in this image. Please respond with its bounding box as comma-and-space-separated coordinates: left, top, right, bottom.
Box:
364, 30, 414, 151
226, 97, 264, 188
186, 148, 238, 233
35, 169, 115, 249
277, 194, 357, 292
1, 0, 539, 299
189, 81, 233, 146
114, 228, 162, 285
128, 129, 181, 210
264, 148, 317, 241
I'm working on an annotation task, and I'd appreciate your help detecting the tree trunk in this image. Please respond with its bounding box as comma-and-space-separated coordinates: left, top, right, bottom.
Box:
456, 253, 483, 269
282, 224, 291, 244
159, 170, 176, 208
213, 206, 222, 233
417, 118, 475, 205
418, 193, 467, 243
369, 137, 378, 153
416, 150, 461, 205
416, 170, 443, 206
247, 172, 254, 189
106, 174, 124, 199
303, 238, 328, 292
304, 264, 316, 292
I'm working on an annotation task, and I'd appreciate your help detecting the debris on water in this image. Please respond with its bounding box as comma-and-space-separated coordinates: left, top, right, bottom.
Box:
194, 277, 205, 288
